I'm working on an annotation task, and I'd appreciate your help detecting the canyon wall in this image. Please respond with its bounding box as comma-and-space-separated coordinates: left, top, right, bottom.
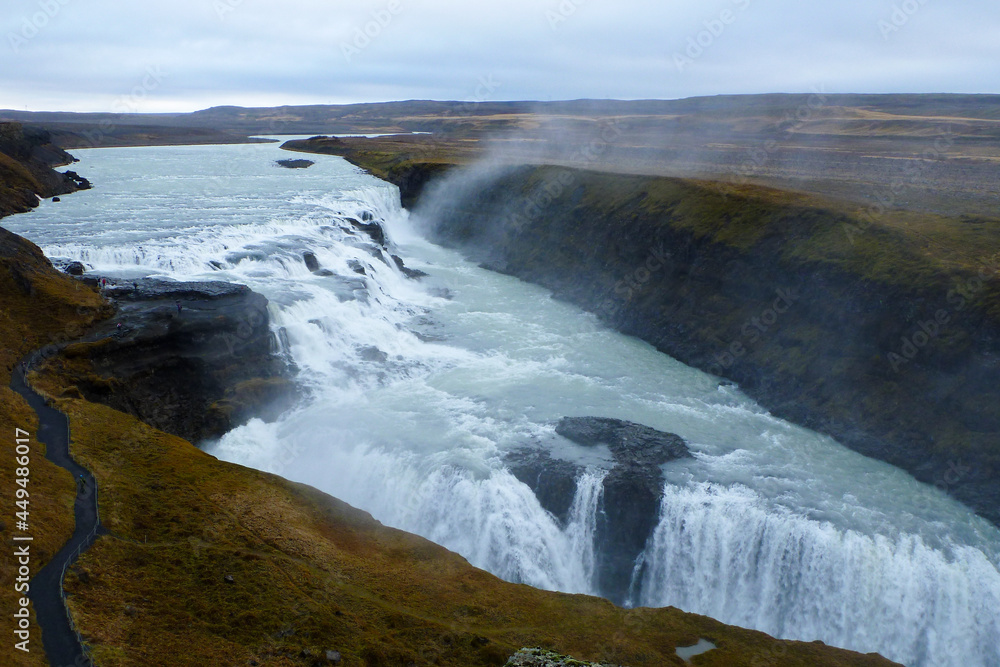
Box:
395, 161, 1000, 527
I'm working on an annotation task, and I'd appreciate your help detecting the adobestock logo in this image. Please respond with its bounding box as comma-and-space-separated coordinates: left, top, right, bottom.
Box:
546, 0, 589, 31
709, 287, 801, 375
878, 0, 932, 39
673, 0, 752, 72
341, 1, 404, 63
7, 0, 75, 54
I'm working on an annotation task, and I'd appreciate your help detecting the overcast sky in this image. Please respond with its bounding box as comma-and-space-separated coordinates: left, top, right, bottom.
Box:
1, 0, 997, 112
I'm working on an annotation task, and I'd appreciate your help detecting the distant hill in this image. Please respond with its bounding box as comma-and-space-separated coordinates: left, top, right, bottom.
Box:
5, 93, 1000, 137
6, 93, 1000, 215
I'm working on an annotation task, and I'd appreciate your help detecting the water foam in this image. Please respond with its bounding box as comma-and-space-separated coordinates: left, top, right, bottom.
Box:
9, 143, 999, 667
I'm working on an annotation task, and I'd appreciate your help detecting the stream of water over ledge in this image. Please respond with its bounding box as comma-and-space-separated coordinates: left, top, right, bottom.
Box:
7, 140, 1000, 667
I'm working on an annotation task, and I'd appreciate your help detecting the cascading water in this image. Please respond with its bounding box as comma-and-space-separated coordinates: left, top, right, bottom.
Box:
640, 483, 1000, 667
6, 140, 1000, 667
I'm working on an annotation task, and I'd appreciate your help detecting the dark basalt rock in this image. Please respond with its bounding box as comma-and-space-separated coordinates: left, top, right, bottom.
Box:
63, 170, 92, 190
358, 346, 388, 363
64, 261, 86, 276
507, 417, 690, 604
345, 241, 392, 267
506, 450, 582, 525
325, 275, 368, 303
70, 278, 298, 444
599, 466, 669, 601
559, 417, 690, 602
391, 254, 428, 279
303, 251, 320, 272
105, 278, 251, 301
346, 218, 387, 247
275, 159, 315, 169
555, 416, 690, 466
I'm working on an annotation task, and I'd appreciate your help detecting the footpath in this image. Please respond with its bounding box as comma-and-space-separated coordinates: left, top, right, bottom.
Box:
11, 356, 101, 667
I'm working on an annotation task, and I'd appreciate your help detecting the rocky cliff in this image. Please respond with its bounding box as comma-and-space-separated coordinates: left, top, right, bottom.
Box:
0, 122, 91, 218
509, 417, 691, 604
37, 277, 297, 444
339, 158, 1000, 529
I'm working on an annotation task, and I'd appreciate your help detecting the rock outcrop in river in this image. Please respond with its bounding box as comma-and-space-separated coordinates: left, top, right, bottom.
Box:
508, 417, 690, 603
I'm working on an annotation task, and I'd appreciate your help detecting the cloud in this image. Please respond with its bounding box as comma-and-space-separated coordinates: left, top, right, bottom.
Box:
0, 0, 996, 112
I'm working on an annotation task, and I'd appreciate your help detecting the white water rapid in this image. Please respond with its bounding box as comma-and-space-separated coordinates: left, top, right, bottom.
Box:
6, 140, 999, 667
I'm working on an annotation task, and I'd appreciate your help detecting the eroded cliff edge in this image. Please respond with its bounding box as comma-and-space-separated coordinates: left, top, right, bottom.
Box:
42, 278, 298, 443
314, 147, 1000, 529
0, 122, 91, 217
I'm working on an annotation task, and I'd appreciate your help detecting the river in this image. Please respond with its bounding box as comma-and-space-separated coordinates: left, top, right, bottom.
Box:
6, 139, 1000, 667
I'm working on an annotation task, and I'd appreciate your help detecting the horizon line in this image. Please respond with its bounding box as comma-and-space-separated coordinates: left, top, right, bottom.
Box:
5, 91, 1000, 117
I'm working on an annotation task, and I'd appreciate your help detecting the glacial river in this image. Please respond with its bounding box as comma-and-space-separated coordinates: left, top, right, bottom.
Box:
6, 140, 1000, 667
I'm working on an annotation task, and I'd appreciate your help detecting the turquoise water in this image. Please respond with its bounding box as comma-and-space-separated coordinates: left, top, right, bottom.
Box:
7, 140, 1000, 666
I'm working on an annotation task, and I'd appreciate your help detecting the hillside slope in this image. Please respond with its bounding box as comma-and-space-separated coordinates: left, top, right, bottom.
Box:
0, 226, 110, 666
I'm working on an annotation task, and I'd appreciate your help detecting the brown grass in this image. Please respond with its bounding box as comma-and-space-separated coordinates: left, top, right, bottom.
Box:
0, 227, 110, 666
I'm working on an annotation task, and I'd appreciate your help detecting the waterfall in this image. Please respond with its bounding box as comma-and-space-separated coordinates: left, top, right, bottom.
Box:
637, 482, 1000, 667
566, 470, 607, 587
9, 141, 999, 667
